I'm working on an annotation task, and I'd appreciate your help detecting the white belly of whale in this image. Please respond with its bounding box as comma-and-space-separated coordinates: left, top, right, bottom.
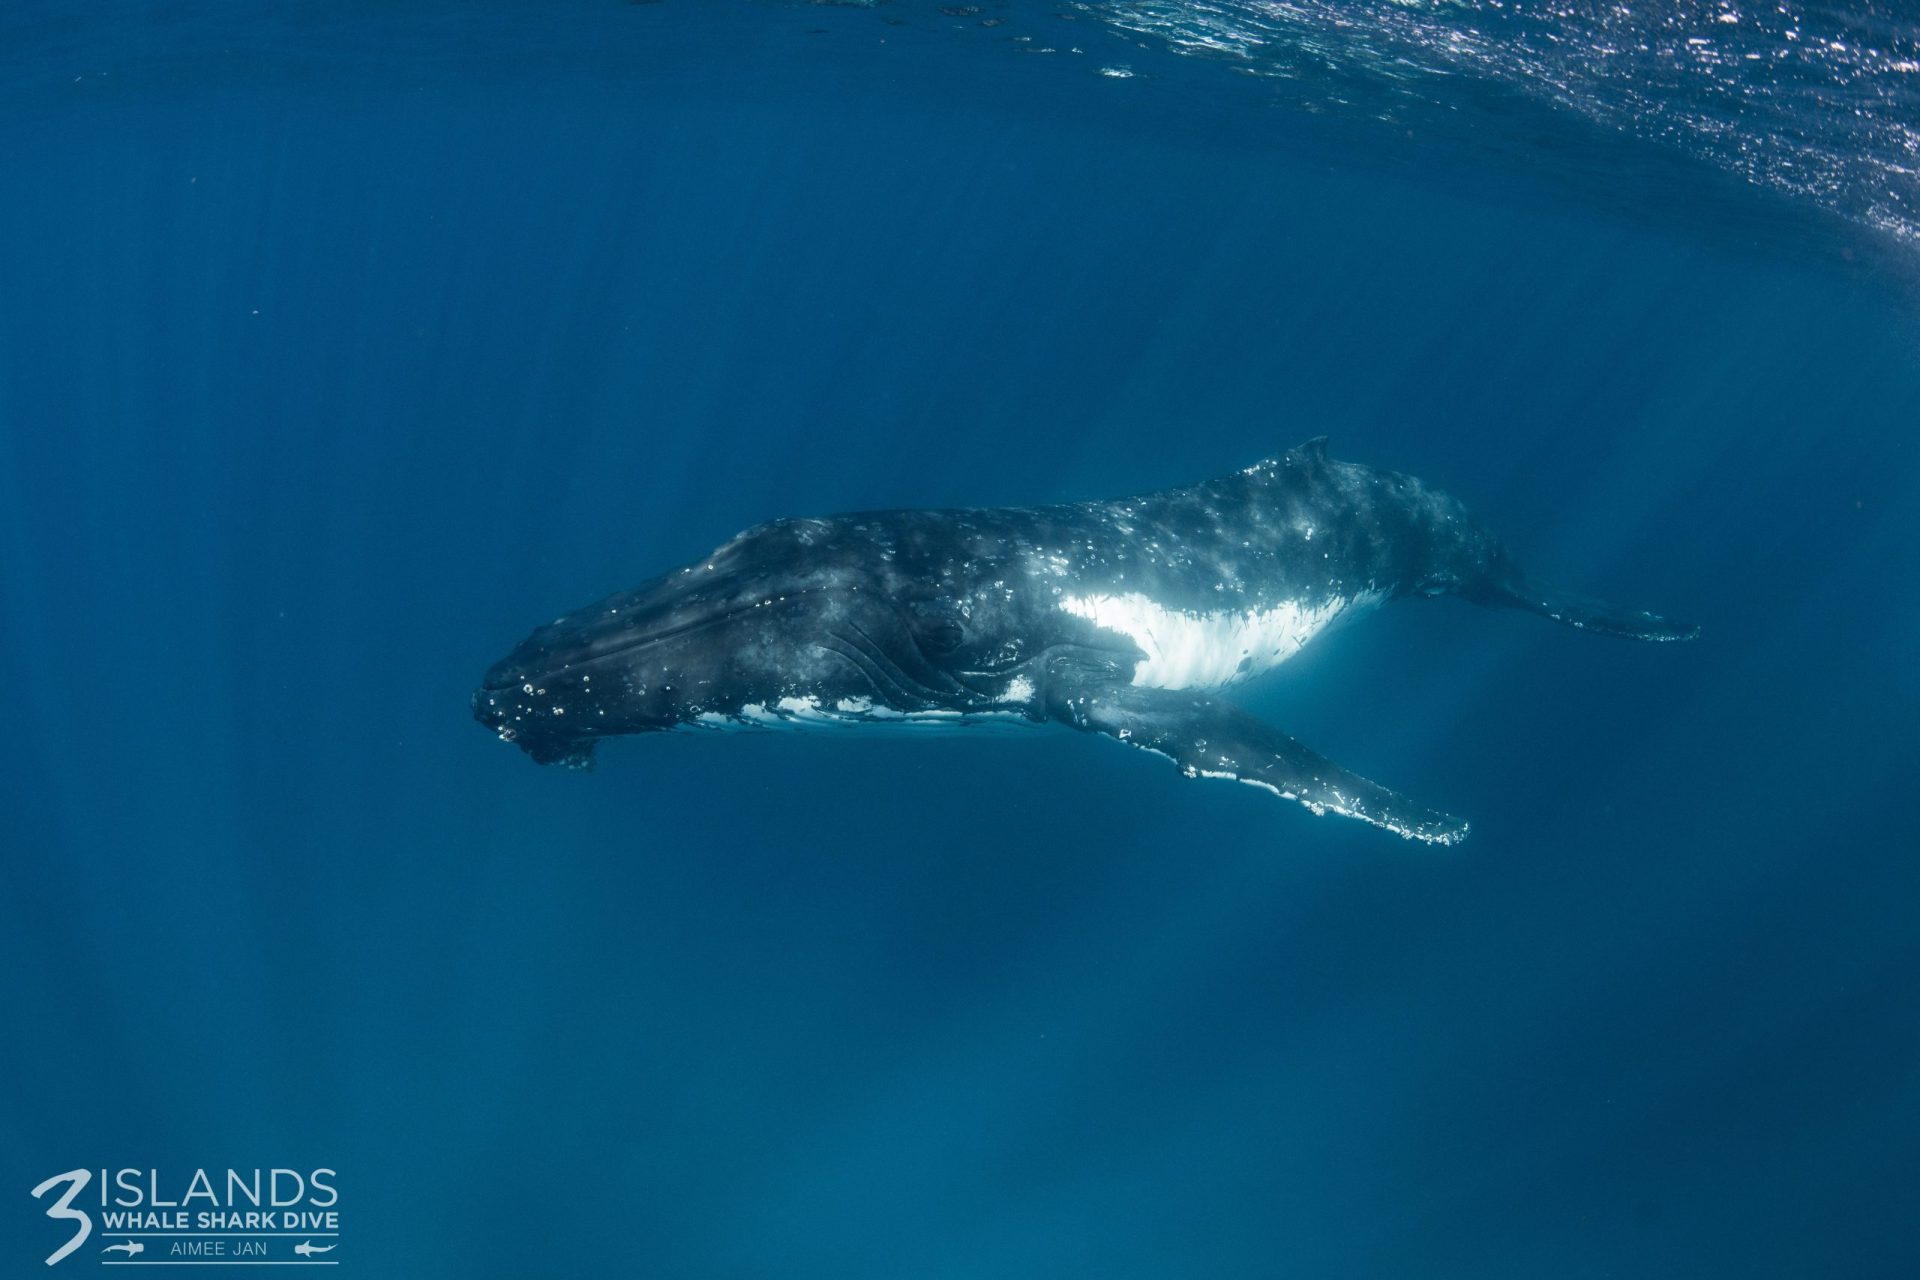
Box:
1059, 590, 1382, 689
689, 695, 1030, 733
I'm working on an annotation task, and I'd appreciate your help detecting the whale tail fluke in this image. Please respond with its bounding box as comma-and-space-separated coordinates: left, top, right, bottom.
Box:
1499, 577, 1700, 643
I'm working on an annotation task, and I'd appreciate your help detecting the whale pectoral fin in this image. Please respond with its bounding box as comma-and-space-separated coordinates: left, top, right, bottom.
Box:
1048, 683, 1469, 845
1499, 577, 1700, 643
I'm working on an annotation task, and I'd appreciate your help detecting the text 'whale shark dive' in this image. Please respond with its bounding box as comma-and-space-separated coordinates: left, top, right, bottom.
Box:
475, 440, 1696, 844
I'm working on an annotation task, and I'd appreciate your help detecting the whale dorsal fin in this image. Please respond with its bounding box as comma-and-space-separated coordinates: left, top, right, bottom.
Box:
1240, 437, 1330, 480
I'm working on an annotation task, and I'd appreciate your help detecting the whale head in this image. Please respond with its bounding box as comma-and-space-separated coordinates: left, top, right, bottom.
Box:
472, 517, 1054, 766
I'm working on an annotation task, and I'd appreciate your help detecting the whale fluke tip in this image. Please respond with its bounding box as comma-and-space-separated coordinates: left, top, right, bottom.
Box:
1506, 580, 1700, 644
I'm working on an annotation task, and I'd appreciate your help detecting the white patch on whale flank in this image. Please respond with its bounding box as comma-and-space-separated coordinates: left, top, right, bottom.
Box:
1058, 590, 1383, 689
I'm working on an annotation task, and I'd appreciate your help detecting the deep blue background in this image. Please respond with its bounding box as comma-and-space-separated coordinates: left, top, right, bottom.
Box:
3, 3, 1917, 1276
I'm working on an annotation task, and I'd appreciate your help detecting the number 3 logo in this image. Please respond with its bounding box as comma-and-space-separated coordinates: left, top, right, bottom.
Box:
30, 1170, 92, 1266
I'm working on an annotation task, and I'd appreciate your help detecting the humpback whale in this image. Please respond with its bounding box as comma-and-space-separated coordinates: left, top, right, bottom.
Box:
474, 440, 1695, 843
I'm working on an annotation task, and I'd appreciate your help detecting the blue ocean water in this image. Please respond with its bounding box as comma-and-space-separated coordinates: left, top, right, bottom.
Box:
3, 2, 1917, 1276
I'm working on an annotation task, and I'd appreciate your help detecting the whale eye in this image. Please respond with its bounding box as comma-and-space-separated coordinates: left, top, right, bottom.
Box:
909, 601, 967, 655
916, 616, 965, 654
